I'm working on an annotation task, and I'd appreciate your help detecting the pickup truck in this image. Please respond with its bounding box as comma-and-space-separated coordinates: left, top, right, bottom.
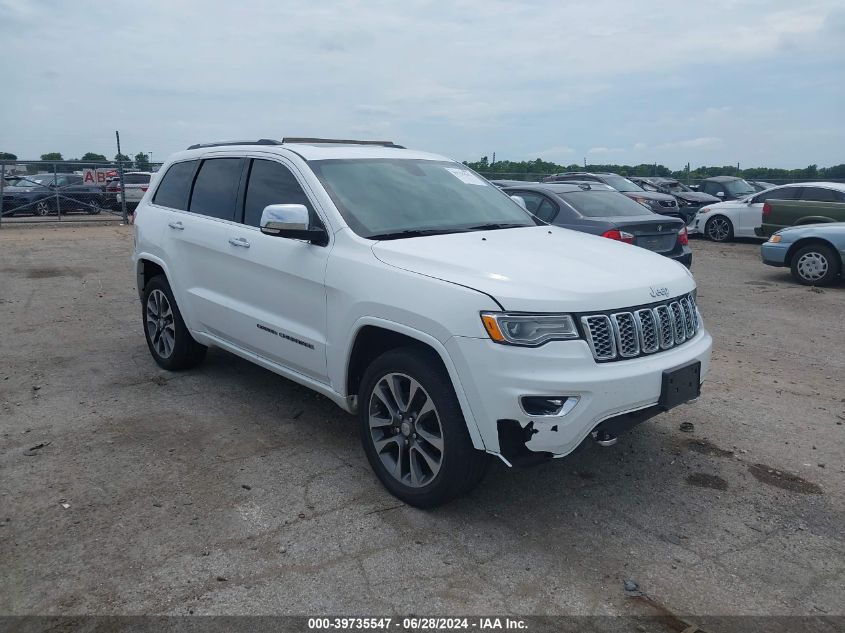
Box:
757, 182, 845, 237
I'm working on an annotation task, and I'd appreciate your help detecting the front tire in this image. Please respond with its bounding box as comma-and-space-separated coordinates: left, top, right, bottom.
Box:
33, 199, 51, 216
359, 347, 489, 508
142, 275, 207, 370
705, 215, 733, 242
790, 244, 840, 286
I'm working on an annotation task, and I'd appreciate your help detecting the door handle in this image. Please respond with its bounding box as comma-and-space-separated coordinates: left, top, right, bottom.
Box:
168, 221, 184, 230
228, 237, 250, 248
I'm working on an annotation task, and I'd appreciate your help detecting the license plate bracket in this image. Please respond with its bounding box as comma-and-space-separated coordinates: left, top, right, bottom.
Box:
659, 360, 701, 410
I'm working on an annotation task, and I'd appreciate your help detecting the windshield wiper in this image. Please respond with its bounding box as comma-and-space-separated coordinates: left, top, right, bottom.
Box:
368, 228, 467, 240
464, 222, 528, 231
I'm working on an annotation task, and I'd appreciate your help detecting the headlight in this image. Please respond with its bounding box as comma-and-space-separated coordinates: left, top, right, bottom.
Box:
632, 197, 652, 207
768, 235, 782, 243
698, 207, 711, 214
480, 312, 579, 346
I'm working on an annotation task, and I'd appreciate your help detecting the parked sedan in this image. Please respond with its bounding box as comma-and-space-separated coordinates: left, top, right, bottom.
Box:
0, 173, 105, 216
503, 182, 691, 267
757, 182, 845, 237
762, 222, 845, 286
690, 183, 802, 242
541, 172, 685, 221
630, 176, 719, 219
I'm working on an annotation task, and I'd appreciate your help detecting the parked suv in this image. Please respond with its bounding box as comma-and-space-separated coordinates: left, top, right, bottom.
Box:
542, 172, 685, 220
116, 171, 153, 210
696, 176, 756, 201
133, 139, 712, 507
629, 177, 719, 218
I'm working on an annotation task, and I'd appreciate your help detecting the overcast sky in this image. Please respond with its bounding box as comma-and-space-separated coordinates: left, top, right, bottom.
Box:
1, 0, 843, 168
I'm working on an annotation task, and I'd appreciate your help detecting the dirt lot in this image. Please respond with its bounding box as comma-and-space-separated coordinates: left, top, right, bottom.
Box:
1, 225, 843, 623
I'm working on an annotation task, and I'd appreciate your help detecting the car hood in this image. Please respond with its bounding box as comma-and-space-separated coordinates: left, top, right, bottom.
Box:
371, 225, 694, 312
2, 186, 46, 193
620, 191, 675, 202
676, 191, 720, 203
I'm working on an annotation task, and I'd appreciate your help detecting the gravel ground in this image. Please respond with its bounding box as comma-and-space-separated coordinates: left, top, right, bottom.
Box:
1, 225, 843, 624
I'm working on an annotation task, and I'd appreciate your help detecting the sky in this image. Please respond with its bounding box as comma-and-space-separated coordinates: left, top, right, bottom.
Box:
1, 0, 843, 170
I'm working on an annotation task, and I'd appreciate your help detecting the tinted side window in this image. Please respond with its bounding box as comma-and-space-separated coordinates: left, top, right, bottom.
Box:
125, 173, 151, 184
153, 160, 198, 210
800, 187, 839, 202
700, 181, 718, 195
189, 158, 243, 220
755, 186, 798, 202
243, 159, 315, 228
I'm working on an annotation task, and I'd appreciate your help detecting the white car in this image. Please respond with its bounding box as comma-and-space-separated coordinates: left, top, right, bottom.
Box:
132, 138, 712, 507
116, 171, 153, 209
691, 183, 801, 242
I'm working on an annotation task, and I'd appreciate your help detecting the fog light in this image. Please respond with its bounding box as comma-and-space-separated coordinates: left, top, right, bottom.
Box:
520, 395, 579, 417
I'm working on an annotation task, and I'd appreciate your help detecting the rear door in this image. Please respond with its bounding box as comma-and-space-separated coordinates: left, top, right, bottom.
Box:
797, 187, 845, 222
216, 156, 331, 382
167, 156, 246, 342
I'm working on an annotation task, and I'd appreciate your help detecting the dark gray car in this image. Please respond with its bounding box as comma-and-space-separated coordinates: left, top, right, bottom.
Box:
541, 171, 685, 222
504, 182, 691, 267
696, 176, 757, 201
630, 176, 719, 218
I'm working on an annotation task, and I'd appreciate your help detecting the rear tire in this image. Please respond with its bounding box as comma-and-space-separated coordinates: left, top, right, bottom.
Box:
705, 215, 733, 242
358, 346, 489, 507
141, 275, 207, 370
790, 244, 840, 286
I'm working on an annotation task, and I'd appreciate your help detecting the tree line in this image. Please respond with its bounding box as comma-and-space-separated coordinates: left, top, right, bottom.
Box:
462, 157, 845, 181
0, 151, 152, 172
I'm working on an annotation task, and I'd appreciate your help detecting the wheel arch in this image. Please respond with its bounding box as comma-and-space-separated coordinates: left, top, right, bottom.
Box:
135, 254, 170, 300
785, 237, 842, 269
344, 319, 486, 451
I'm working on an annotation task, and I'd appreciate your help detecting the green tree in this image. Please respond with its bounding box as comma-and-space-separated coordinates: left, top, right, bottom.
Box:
134, 152, 151, 171
81, 152, 107, 162
41, 152, 63, 161
0, 151, 16, 160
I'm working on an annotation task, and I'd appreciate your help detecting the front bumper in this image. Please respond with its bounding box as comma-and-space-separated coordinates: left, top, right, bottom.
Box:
447, 328, 712, 462
761, 241, 789, 267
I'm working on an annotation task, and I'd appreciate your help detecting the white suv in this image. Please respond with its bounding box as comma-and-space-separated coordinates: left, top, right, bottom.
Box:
132, 138, 712, 507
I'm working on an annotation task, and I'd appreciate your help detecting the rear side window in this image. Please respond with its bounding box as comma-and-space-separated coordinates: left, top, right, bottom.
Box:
243, 159, 315, 228
511, 191, 558, 223
559, 191, 652, 217
153, 160, 198, 210
755, 186, 799, 202
189, 158, 243, 221
800, 187, 839, 202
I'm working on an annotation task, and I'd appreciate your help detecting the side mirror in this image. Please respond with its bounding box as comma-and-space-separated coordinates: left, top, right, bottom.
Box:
716, 191, 725, 198
510, 195, 527, 210
260, 204, 328, 246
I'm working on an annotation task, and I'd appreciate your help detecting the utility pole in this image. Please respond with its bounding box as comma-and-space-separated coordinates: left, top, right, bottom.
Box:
492, 152, 495, 165
115, 130, 128, 223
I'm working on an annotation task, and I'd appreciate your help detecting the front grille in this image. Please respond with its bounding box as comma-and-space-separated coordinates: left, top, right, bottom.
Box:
658, 200, 677, 207
580, 294, 700, 362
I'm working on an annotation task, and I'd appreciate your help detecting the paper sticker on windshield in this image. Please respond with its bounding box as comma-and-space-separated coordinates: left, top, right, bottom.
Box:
444, 168, 487, 186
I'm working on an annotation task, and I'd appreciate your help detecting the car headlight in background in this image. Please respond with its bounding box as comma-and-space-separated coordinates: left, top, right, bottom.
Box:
698, 207, 711, 214
768, 235, 782, 243
481, 312, 579, 346
632, 196, 652, 208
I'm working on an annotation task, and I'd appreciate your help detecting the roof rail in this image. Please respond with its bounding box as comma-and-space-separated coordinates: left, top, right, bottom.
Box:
281, 137, 405, 149
185, 139, 282, 150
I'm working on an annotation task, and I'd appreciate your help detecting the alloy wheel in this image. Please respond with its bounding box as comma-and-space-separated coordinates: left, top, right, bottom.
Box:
146, 289, 176, 358
368, 372, 444, 488
707, 217, 730, 241
796, 252, 828, 282
35, 200, 50, 216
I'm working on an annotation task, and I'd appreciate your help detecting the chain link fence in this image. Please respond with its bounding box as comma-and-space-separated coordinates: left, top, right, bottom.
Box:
0, 160, 162, 228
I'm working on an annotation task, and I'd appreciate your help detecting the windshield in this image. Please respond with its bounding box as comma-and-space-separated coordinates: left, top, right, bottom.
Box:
559, 190, 654, 218
310, 159, 536, 238
601, 175, 643, 193
724, 179, 755, 196
18, 175, 53, 187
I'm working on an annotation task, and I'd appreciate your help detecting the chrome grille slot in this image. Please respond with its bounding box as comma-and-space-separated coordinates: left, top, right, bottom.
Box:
635, 309, 659, 353
680, 297, 696, 338
611, 312, 640, 358
579, 293, 701, 362
654, 305, 674, 349
670, 301, 686, 344
581, 315, 616, 360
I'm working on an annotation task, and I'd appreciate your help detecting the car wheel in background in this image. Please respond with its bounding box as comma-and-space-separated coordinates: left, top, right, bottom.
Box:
142, 275, 207, 370
86, 197, 103, 214
705, 215, 733, 242
358, 346, 490, 508
790, 244, 840, 286
34, 200, 51, 216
